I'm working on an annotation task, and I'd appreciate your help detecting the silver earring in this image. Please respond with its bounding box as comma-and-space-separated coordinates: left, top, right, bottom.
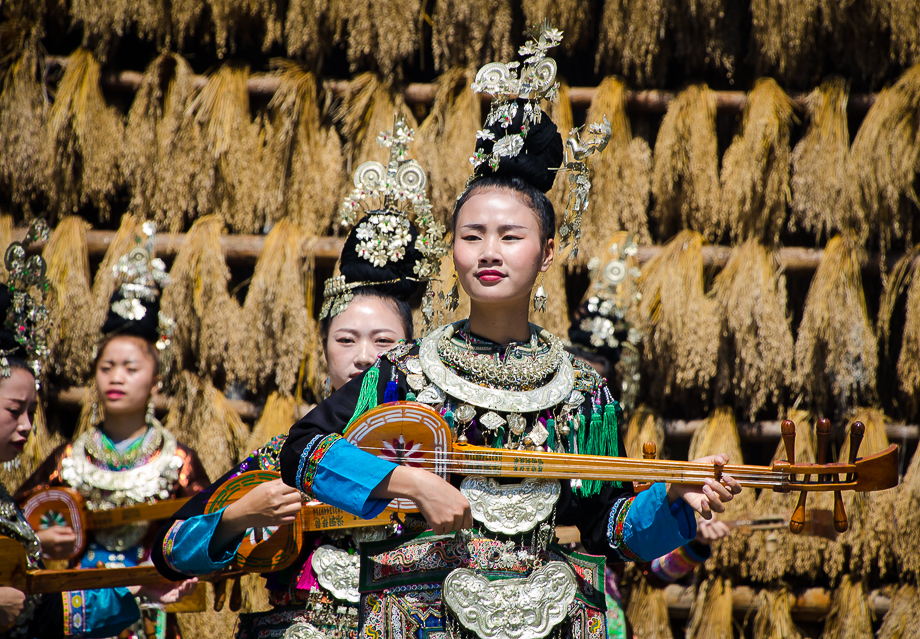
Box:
146, 399, 156, 425
533, 275, 547, 313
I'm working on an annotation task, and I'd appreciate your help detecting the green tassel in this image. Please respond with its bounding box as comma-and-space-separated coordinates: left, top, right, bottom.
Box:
577, 414, 587, 456
406, 391, 416, 401
546, 418, 555, 450
577, 402, 622, 498
493, 427, 505, 449
567, 419, 577, 454
346, 366, 380, 427
445, 410, 454, 429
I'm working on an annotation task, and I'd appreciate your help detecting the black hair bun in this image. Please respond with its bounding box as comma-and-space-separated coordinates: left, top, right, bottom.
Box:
101, 291, 161, 342
0, 287, 28, 360
473, 100, 564, 193
339, 212, 424, 302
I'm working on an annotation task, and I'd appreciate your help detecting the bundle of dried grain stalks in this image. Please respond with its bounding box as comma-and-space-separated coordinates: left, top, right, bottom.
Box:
240, 219, 314, 396
893, 443, 920, 581
330, 0, 421, 80
885, 0, 920, 69
522, 0, 594, 53
266, 61, 343, 233
651, 86, 722, 241
878, 247, 920, 416
430, 0, 513, 70
46, 48, 124, 220
160, 215, 244, 386
69, 0, 170, 54
209, 0, 283, 57
90, 213, 142, 326
877, 584, 920, 639
720, 78, 796, 246
749, 0, 827, 87
638, 230, 719, 406
850, 64, 920, 258
711, 240, 793, 420
188, 65, 268, 233
685, 575, 733, 639
821, 574, 875, 639
624, 405, 664, 460
245, 392, 297, 454
0, 31, 48, 217
793, 234, 877, 414
580, 77, 651, 263
790, 77, 855, 240
123, 53, 212, 232
625, 573, 673, 639
752, 587, 804, 639
42, 216, 98, 384
284, 0, 336, 62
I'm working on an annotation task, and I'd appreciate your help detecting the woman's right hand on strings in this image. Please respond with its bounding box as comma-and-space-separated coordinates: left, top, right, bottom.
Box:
372, 466, 473, 534
36, 525, 77, 560
219, 479, 303, 537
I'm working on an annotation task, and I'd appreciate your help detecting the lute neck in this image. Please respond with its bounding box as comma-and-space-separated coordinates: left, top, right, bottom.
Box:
449, 444, 784, 489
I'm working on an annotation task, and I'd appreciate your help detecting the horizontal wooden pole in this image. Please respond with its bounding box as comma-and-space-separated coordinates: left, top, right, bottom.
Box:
663, 584, 890, 622
13, 227, 908, 273
44, 56, 879, 114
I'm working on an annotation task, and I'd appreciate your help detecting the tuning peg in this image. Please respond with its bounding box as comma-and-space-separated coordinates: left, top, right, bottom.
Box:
790, 492, 808, 534
781, 419, 796, 465
833, 491, 848, 533
792, 418, 830, 535
229, 576, 243, 612
847, 421, 865, 482
642, 441, 657, 460
816, 418, 831, 466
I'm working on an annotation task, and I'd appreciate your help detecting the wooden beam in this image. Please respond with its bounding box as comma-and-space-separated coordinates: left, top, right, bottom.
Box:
44, 56, 879, 115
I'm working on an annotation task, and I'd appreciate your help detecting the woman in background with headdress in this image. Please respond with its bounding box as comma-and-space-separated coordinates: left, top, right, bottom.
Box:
0, 227, 195, 638
15, 226, 207, 638
150, 147, 426, 638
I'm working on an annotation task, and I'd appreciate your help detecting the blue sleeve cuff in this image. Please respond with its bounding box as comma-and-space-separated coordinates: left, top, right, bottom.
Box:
610, 483, 696, 562
311, 439, 398, 518
161, 511, 242, 576
63, 588, 140, 637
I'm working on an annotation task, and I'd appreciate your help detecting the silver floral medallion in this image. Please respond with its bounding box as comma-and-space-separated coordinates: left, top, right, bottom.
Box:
408, 374, 428, 391
282, 622, 327, 639
406, 358, 423, 375
443, 562, 577, 639
455, 404, 477, 424
527, 421, 549, 447
460, 477, 560, 535
416, 384, 445, 405
311, 545, 360, 603
507, 413, 527, 435
480, 412, 506, 431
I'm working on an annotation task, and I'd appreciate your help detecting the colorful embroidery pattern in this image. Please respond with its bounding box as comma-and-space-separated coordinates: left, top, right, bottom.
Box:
161, 519, 188, 575
258, 434, 287, 472
296, 434, 342, 495
571, 357, 604, 394
294, 434, 323, 492
607, 496, 642, 562
62, 590, 86, 636
651, 545, 703, 583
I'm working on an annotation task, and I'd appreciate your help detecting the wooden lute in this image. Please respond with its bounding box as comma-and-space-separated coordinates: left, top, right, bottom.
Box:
216, 402, 899, 572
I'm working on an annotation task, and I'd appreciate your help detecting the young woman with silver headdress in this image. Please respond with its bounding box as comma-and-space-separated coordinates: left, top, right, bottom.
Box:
150, 127, 427, 639
0, 224, 195, 638
271, 26, 742, 639
15, 225, 205, 639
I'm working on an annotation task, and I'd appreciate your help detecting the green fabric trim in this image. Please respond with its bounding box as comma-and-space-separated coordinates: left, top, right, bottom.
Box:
546, 419, 555, 450
346, 365, 381, 428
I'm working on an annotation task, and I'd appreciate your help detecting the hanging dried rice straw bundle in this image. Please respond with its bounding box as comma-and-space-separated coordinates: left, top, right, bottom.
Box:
522, 0, 595, 53
625, 573, 673, 639
790, 77, 855, 240
886, 0, 920, 68
240, 220, 313, 395
890, 250, 920, 416
90, 213, 142, 326
188, 65, 267, 234
850, 65, 920, 258
123, 52, 213, 232
685, 575, 733, 639
623, 405, 664, 459
821, 574, 875, 639
669, 0, 739, 84
414, 68, 480, 226
752, 587, 804, 639
160, 215, 244, 385
877, 584, 920, 639
69, 0, 169, 52
637, 231, 719, 405
265, 60, 342, 232
721, 79, 796, 245
711, 240, 793, 419
42, 217, 98, 384
245, 391, 297, 453
334, 72, 416, 179
169, 0, 208, 51
579, 77, 651, 263
209, 0, 283, 57
793, 234, 877, 414
893, 442, 920, 580
651, 85, 721, 241
0, 216, 11, 281
749, 0, 825, 87
46, 48, 124, 220
330, 0, 421, 80
285, 0, 335, 61
594, 0, 668, 86
836, 409, 894, 579
175, 585, 240, 639
430, 0, 513, 71
0, 34, 49, 217
166, 370, 249, 481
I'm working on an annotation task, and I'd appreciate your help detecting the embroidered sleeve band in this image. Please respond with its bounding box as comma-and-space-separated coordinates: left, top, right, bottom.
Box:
62, 590, 86, 636
612, 483, 696, 561
650, 544, 707, 583
607, 496, 642, 562
160, 512, 242, 576
295, 434, 342, 495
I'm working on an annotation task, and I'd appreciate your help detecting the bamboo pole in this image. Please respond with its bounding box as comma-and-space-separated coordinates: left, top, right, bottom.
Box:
43, 57, 879, 114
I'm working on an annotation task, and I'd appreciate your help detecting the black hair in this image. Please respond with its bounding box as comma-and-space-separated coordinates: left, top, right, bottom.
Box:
453, 175, 556, 245
4, 356, 34, 377
94, 334, 160, 372
101, 290, 161, 343
319, 288, 414, 346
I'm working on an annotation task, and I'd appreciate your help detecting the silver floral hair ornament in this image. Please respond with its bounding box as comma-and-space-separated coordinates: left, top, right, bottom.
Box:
0, 219, 51, 382
325, 116, 447, 329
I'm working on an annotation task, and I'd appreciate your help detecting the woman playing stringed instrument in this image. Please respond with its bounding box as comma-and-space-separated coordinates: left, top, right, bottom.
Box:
0, 225, 196, 638
150, 191, 425, 637
273, 25, 742, 639
15, 225, 206, 638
